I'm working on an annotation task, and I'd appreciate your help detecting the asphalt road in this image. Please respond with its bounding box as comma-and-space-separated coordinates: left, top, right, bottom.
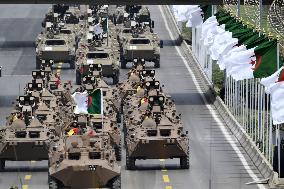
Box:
0, 5, 266, 189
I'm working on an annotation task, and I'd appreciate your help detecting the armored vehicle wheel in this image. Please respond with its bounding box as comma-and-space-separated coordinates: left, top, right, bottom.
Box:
49, 176, 64, 189
111, 176, 121, 189
113, 74, 119, 85
180, 155, 189, 169
154, 58, 160, 68
70, 61, 75, 69
75, 69, 81, 85
116, 113, 121, 123
120, 57, 127, 69
36, 57, 41, 69
115, 142, 122, 161
0, 159, 5, 171
126, 153, 135, 170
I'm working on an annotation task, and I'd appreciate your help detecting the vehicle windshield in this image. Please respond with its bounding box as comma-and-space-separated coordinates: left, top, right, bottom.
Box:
87, 52, 109, 59
60, 29, 72, 34
45, 40, 66, 46
130, 39, 150, 45
123, 29, 132, 33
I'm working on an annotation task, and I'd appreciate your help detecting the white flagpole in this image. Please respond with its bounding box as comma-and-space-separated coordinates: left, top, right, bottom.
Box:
276, 40, 281, 178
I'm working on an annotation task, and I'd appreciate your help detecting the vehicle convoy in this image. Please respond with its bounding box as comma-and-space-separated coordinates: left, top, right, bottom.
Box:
0, 4, 192, 188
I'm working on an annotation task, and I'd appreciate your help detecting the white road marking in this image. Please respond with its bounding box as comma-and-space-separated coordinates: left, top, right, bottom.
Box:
159, 5, 265, 189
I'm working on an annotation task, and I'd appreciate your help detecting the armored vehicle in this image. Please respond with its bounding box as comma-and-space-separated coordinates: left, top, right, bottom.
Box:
0, 118, 53, 171
124, 95, 189, 170
48, 134, 121, 188
121, 33, 163, 68
89, 113, 121, 161
76, 47, 120, 85
136, 6, 152, 24
42, 4, 81, 27
35, 27, 76, 69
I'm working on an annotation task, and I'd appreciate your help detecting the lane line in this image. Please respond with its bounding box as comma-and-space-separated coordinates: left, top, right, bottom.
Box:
159, 5, 265, 189
24, 175, 32, 181
163, 175, 170, 183
160, 159, 173, 188
22, 185, 29, 189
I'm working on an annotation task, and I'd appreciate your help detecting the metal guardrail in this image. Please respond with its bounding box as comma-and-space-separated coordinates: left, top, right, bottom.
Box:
164, 4, 274, 182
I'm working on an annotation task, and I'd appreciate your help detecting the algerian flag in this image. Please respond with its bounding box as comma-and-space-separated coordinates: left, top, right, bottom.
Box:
225, 47, 256, 80
173, 5, 198, 22
201, 16, 218, 40
88, 88, 103, 114
186, 7, 204, 28
224, 39, 277, 80
261, 67, 284, 124
72, 91, 88, 114
172, 5, 204, 27
94, 23, 103, 35
218, 44, 247, 70
209, 31, 238, 61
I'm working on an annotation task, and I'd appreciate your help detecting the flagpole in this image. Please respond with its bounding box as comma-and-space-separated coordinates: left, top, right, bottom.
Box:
277, 124, 281, 178
259, 0, 262, 36
237, 0, 241, 18
277, 39, 280, 178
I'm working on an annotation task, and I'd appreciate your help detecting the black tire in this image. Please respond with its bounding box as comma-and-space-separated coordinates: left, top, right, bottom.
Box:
111, 176, 121, 189
76, 69, 81, 85
126, 152, 135, 170
116, 112, 121, 123
70, 60, 75, 69
36, 57, 41, 69
154, 58, 160, 68
180, 156, 189, 169
120, 57, 127, 69
113, 74, 119, 85
0, 159, 5, 172
115, 142, 122, 161
49, 176, 63, 189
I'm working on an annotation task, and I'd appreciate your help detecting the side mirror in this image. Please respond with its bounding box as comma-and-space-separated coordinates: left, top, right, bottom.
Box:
160, 40, 163, 48
186, 131, 188, 135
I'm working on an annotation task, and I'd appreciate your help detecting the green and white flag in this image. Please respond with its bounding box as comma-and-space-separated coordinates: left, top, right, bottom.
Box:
88, 88, 103, 114
261, 67, 284, 124
72, 91, 88, 114
173, 5, 204, 27
72, 89, 103, 115
227, 40, 277, 80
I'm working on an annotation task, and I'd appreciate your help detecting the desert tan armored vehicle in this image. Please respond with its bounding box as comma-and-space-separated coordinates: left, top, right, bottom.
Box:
48, 134, 120, 188
0, 118, 53, 171
76, 31, 120, 85
35, 27, 76, 69
136, 6, 153, 24
89, 113, 121, 161
0, 95, 56, 171
76, 47, 120, 84
124, 95, 189, 170
121, 32, 163, 68
42, 4, 81, 27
